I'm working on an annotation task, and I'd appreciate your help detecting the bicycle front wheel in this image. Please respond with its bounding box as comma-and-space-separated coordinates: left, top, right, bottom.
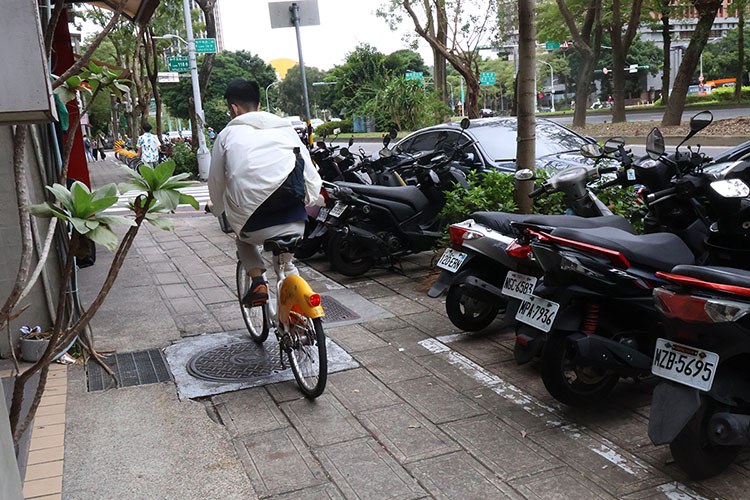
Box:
236, 261, 269, 343
287, 317, 327, 398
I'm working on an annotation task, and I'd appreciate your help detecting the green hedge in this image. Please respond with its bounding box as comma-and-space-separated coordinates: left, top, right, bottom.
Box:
315, 119, 353, 136
172, 141, 198, 178
654, 86, 750, 106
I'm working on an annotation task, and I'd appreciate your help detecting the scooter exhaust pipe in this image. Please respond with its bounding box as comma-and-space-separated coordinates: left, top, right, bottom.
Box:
343, 225, 386, 249
569, 332, 652, 375
708, 413, 750, 446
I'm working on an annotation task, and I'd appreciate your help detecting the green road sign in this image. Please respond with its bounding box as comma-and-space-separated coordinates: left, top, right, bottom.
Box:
195, 38, 217, 54
405, 71, 423, 80
168, 56, 189, 72
480, 72, 496, 85
545, 41, 560, 50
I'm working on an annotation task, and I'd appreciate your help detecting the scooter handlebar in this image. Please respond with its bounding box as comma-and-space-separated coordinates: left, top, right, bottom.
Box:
529, 185, 546, 198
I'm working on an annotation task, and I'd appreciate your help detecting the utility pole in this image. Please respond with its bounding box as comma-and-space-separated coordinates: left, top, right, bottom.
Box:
266, 81, 280, 111
291, 3, 311, 121
540, 61, 555, 112
181, 0, 211, 180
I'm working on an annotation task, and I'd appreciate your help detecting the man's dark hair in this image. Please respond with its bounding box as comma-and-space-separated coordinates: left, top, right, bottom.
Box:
225, 78, 260, 109
142, 122, 152, 132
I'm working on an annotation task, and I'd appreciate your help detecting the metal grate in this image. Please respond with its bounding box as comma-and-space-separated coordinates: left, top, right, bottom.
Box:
187, 341, 285, 383
320, 295, 360, 324
87, 349, 172, 392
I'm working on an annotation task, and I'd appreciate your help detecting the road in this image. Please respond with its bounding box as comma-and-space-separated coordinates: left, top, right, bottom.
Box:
545, 106, 750, 125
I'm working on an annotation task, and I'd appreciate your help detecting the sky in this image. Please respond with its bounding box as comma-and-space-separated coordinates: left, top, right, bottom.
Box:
219, 0, 436, 70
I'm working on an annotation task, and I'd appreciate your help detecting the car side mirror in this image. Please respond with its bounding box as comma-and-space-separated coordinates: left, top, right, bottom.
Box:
581, 143, 604, 158
603, 137, 625, 154
646, 127, 665, 160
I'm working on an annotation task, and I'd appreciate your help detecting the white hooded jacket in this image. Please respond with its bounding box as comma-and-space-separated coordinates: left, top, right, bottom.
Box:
208, 111, 322, 234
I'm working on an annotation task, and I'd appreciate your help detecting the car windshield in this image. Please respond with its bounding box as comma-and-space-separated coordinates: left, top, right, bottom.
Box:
467, 120, 587, 160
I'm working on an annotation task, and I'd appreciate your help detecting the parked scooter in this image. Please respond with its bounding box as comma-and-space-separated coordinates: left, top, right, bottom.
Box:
321, 119, 474, 276
428, 138, 637, 333
648, 265, 750, 479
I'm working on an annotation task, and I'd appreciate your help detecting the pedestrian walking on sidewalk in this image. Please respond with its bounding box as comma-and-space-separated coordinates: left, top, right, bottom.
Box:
208, 78, 323, 306
83, 135, 94, 161
136, 122, 161, 169
93, 133, 105, 161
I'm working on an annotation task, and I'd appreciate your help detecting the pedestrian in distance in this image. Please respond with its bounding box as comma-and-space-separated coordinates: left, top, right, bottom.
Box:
94, 133, 106, 161
136, 122, 161, 169
83, 135, 94, 162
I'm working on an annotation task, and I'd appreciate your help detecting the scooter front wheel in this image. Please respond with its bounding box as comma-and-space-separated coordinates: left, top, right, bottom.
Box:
445, 284, 501, 332
669, 402, 741, 479
540, 331, 619, 407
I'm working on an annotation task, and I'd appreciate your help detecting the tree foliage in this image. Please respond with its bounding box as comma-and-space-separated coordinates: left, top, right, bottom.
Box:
276, 64, 330, 118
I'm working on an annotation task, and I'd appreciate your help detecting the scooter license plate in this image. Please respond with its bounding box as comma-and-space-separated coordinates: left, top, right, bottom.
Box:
651, 338, 719, 392
316, 208, 330, 222
515, 295, 559, 333
501, 271, 537, 300
329, 202, 347, 218
436, 248, 468, 273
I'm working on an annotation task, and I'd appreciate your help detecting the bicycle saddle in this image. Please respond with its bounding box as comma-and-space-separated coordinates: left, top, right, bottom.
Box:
263, 235, 302, 255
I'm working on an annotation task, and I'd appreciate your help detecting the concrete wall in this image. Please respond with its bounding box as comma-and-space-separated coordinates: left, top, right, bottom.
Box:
0, 124, 60, 357
0, 381, 23, 500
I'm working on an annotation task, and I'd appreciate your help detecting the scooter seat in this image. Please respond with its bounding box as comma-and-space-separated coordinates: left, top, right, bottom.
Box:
551, 226, 695, 270
336, 182, 430, 213
471, 212, 636, 235
669, 265, 750, 288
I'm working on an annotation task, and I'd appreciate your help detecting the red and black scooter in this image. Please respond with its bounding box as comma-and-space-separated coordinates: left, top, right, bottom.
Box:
648, 265, 750, 479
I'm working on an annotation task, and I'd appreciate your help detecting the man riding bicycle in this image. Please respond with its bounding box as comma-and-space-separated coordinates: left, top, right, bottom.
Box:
208, 79, 322, 307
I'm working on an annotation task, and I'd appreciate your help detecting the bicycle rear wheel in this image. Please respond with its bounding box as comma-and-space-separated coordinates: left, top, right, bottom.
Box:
236, 261, 269, 343
287, 317, 327, 398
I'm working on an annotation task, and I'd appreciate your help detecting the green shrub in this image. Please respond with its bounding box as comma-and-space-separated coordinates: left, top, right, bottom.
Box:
172, 141, 198, 178
654, 86, 750, 106
437, 168, 645, 246
315, 119, 353, 136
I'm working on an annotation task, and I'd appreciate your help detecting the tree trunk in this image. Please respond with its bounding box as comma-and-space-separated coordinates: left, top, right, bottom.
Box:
196, 0, 218, 96
516, 0, 536, 214
465, 77, 480, 119
661, 3, 671, 106
662, 3, 721, 126
611, 28, 627, 122
737, 4, 745, 103
434, 0, 448, 103
573, 55, 596, 127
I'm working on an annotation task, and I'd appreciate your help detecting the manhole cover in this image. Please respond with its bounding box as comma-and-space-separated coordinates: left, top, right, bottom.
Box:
321, 295, 360, 323
187, 342, 286, 382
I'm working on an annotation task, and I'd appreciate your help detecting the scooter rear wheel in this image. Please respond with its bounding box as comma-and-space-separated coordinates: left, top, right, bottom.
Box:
669, 402, 741, 480
540, 331, 619, 407
445, 284, 501, 332
326, 233, 374, 277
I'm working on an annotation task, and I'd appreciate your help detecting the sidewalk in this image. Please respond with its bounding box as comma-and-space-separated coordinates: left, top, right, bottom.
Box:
49, 158, 750, 499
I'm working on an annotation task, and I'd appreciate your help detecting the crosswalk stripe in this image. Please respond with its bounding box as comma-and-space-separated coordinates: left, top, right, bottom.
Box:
103, 185, 210, 213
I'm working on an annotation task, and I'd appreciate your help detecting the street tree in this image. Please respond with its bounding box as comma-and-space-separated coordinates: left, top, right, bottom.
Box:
729, 0, 748, 102
609, 0, 645, 122
277, 64, 329, 118
327, 44, 389, 117
662, 0, 723, 125
380, 0, 501, 118
516, 0, 536, 213
700, 27, 750, 83
384, 49, 430, 76
552, 0, 604, 127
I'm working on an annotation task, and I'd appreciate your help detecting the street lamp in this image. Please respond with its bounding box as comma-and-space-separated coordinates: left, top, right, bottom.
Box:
266, 81, 280, 112
539, 61, 555, 112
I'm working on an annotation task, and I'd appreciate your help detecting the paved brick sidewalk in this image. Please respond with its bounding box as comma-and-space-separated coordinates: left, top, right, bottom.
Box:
58, 158, 750, 499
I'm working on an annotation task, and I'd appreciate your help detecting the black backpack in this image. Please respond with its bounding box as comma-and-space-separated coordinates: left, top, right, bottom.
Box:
254, 148, 305, 214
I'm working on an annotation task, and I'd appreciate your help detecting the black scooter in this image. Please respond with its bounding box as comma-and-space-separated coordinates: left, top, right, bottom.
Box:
648, 266, 750, 479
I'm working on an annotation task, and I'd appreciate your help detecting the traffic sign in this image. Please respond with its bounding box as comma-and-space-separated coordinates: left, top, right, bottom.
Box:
560, 41, 570, 49
480, 72, 496, 85
158, 71, 179, 83
545, 41, 560, 50
602, 67, 609, 75
194, 38, 217, 53
698, 74, 704, 82
629, 64, 638, 74
168, 56, 189, 72
405, 72, 424, 80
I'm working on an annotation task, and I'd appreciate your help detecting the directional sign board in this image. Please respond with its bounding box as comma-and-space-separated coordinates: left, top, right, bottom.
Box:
480, 72, 496, 85
158, 72, 179, 83
545, 41, 560, 50
168, 56, 189, 72
195, 38, 216, 53
405, 72, 423, 80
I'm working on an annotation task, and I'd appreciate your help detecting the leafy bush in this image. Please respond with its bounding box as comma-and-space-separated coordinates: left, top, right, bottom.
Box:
654, 86, 750, 106
315, 119, 353, 136
438, 168, 645, 245
172, 141, 198, 178
359, 77, 451, 132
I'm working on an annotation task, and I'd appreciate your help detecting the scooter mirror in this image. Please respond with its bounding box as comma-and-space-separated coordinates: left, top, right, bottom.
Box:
348, 137, 354, 147
690, 110, 713, 133
603, 137, 625, 154
460, 118, 471, 130
646, 127, 666, 160
383, 135, 392, 147
333, 128, 341, 135
389, 129, 398, 139
316, 141, 326, 148
515, 168, 535, 181
580, 143, 604, 158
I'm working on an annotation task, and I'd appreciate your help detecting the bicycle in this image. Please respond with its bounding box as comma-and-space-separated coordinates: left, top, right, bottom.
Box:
235, 235, 328, 398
